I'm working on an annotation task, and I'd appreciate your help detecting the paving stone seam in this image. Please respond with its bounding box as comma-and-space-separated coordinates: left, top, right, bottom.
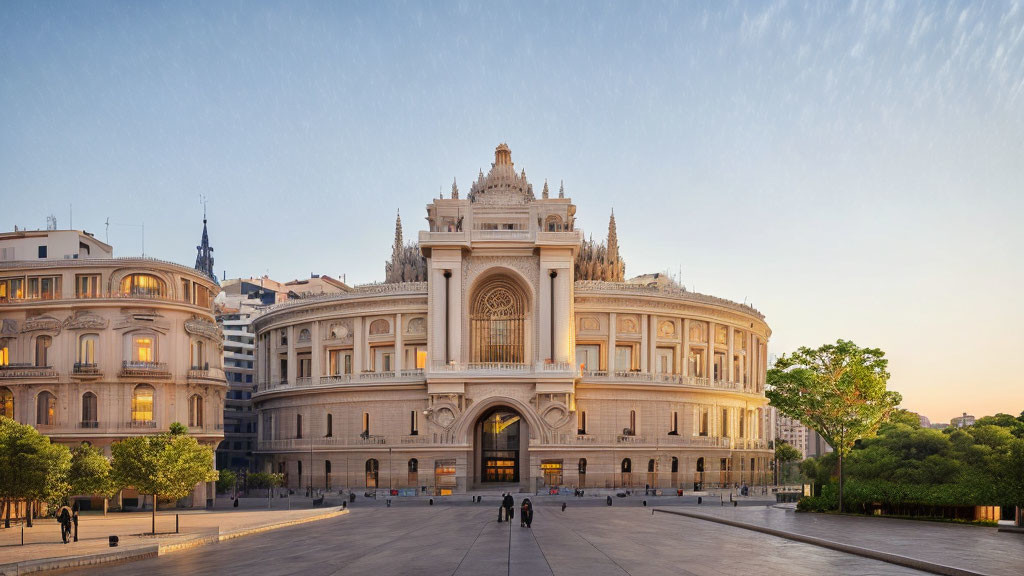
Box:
0, 508, 349, 576
652, 509, 988, 576
545, 508, 632, 576
450, 511, 507, 576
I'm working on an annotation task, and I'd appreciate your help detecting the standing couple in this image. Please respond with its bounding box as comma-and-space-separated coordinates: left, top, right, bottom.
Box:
498, 492, 515, 522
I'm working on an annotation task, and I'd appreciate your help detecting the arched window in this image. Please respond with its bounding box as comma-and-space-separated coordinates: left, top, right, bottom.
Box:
408, 458, 418, 473
408, 458, 418, 486
188, 394, 204, 427
298, 329, 311, 342
120, 274, 166, 297
131, 384, 155, 424
36, 391, 56, 425
78, 334, 98, 366
545, 214, 564, 231
648, 458, 656, 473
696, 457, 705, 472
81, 392, 98, 425
621, 458, 632, 473
190, 340, 205, 369
578, 458, 587, 474
671, 457, 679, 473
35, 335, 52, 367
0, 386, 13, 418
365, 459, 379, 488
470, 278, 526, 364
1, 339, 11, 366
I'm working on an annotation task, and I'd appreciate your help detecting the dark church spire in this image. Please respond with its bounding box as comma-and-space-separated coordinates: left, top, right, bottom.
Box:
194, 208, 216, 282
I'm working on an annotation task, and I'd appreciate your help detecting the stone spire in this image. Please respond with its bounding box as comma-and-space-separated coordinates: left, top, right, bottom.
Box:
385, 209, 427, 283
606, 209, 624, 281
451, 178, 459, 199
194, 214, 216, 282
392, 210, 403, 263
542, 179, 549, 199
558, 180, 565, 199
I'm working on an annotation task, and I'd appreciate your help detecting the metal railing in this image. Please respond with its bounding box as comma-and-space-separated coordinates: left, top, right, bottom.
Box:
125, 420, 157, 428
78, 421, 100, 429
73, 363, 100, 375
120, 361, 170, 377
0, 364, 57, 378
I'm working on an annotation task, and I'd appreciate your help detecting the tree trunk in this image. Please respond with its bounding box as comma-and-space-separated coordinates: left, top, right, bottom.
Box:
26, 500, 33, 527
3, 498, 9, 528
837, 453, 844, 513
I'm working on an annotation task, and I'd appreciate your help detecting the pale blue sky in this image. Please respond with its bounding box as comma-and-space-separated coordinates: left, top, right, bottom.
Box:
2, 1, 1022, 422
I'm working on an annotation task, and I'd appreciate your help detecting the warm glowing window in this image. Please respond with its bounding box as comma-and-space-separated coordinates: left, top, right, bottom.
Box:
132, 335, 154, 362
416, 350, 427, 369
78, 334, 98, 364
76, 275, 100, 298
36, 391, 56, 425
132, 384, 154, 422
0, 340, 9, 366
0, 386, 13, 418
120, 274, 166, 297
27, 276, 60, 300
1, 278, 24, 300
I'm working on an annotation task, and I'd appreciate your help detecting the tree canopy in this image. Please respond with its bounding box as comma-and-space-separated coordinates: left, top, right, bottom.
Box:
0, 416, 72, 514
111, 422, 217, 504
69, 443, 116, 499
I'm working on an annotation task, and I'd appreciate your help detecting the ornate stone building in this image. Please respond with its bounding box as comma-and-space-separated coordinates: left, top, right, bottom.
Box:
253, 145, 771, 493
0, 228, 224, 507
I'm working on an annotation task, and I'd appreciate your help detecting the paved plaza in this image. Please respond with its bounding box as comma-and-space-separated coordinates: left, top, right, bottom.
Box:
52, 498, 1023, 576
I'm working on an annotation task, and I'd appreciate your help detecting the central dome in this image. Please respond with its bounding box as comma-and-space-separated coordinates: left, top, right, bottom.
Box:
468, 143, 535, 205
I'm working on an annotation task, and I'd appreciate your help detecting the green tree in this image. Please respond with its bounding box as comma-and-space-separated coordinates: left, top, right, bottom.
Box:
111, 422, 217, 533
767, 340, 902, 512
0, 417, 72, 527
69, 443, 116, 513
774, 440, 803, 484
247, 472, 284, 491
888, 409, 922, 428
216, 469, 237, 495
974, 414, 1024, 439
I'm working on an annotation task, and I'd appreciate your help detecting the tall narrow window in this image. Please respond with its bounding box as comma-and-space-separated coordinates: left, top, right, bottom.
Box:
739, 412, 745, 438
578, 411, 587, 435
132, 335, 154, 363
190, 340, 205, 369
35, 336, 51, 367
296, 414, 302, 439
78, 334, 98, 365
0, 339, 10, 366
36, 391, 56, 425
81, 392, 98, 425
325, 460, 332, 490
362, 412, 370, 436
670, 411, 679, 435
722, 409, 729, 437
76, 275, 100, 298
188, 395, 204, 427
410, 410, 418, 435
629, 410, 636, 434
365, 459, 379, 488
131, 384, 155, 423
326, 413, 333, 437
699, 407, 709, 436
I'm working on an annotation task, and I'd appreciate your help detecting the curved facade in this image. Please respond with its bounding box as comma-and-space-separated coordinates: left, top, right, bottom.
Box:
0, 232, 225, 505
253, 145, 772, 493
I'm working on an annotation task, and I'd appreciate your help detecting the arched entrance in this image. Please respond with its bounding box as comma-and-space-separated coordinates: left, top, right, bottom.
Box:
478, 408, 522, 483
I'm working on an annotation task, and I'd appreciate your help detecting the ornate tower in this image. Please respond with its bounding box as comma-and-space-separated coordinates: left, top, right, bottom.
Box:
194, 215, 216, 282
607, 209, 624, 282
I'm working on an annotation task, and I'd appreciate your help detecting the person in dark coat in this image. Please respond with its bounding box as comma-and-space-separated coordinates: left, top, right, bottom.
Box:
56, 506, 73, 544
498, 493, 506, 522
520, 498, 533, 528
503, 493, 514, 521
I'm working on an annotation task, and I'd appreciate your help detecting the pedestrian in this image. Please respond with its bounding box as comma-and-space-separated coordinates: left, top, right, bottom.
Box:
498, 493, 505, 523
521, 498, 533, 528
56, 506, 73, 544
503, 493, 514, 521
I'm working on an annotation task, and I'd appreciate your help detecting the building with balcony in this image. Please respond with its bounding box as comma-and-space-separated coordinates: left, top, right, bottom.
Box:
0, 228, 224, 506
253, 144, 772, 494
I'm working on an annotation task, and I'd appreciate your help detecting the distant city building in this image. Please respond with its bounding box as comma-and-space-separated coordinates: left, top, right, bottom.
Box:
0, 226, 223, 509
951, 413, 976, 428
806, 430, 834, 458
776, 412, 810, 459
930, 422, 949, 430
214, 275, 350, 473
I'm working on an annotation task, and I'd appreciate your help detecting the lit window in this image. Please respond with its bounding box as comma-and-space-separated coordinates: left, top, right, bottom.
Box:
0, 340, 9, 366
35, 336, 51, 367
78, 334, 98, 365
120, 274, 166, 297
132, 384, 154, 422
0, 386, 14, 418
36, 391, 56, 425
133, 336, 154, 362
76, 275, 100, 298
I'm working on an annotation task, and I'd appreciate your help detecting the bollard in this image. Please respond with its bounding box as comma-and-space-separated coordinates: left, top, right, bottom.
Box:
109, 535, 119, 548
643, 500, 647, 507
561, 503, 566, 512
176, 514, 179, 534
342, 501, 347, 509
350, 493, 356, 503
734, 500, 738, 507
21, 524, 24, 546
698, 496, 702, 505
606, 495, 612, 506
387, 499, 391, 508
429, 498, 434, 506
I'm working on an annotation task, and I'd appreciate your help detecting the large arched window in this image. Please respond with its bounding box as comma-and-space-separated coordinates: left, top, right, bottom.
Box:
131, 384, 155, 424
408, 458, 418, 486
470, 278, 526, 364
37, 391, 56, 425
78, 334, 98, 365
120, 274, 166, 297
188, 394, 204, 427
0, 386, 13, 418
35, 336, 52, 367
81, 392, 98, 426
621, 458, 632, 473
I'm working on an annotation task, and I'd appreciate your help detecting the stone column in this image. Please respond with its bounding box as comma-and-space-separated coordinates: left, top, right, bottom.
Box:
311, 322, 321, 380
706, 322, 715, 382
682, 319, 690, 377
640, 315, 649, 373
353, 317, 364, 374
286, 326, 296, 384
394, 313, 403, 373
727, 327, 735, 383
553, 267, 571, 364
607, 312, 617, 374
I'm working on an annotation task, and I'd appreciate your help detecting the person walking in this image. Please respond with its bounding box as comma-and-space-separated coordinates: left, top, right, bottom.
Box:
521, 498, 533, 528
503, 493, 514, 522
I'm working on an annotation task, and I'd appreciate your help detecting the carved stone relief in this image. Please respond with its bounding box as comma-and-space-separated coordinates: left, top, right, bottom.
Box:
63, 312, 109, 330
658, 320, 676, 338
20, 316, 62, 335
578, 315, 600, 332
185, 316, 222, 341
406, 317, 426, 335
616, 315, 639, 334
369, 319, 391, 335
